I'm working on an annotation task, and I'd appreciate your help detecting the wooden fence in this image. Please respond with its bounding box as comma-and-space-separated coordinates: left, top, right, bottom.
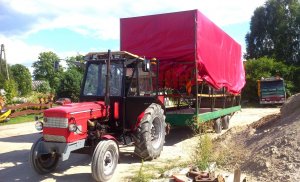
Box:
7, 102, 53, 118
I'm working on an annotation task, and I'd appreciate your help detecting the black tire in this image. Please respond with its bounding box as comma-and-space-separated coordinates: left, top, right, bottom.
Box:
222, 115, 230, 129
133, 103, 166, 160
29, 137, 59, 174
91, 140, 119, 182
214, 118, 222, 134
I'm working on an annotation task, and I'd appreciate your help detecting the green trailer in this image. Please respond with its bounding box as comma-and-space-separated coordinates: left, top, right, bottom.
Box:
163, 87, 242, 133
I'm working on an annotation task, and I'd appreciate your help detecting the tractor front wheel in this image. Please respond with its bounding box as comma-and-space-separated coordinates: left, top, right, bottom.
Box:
91, 140, 119, 182
29, 137, 59, 174
134, 103, 166, 160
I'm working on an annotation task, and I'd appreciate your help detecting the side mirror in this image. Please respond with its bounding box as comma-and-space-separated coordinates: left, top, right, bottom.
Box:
142, 59, 150, 72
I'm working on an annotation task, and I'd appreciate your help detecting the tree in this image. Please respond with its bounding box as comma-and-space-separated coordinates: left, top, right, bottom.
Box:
36, 81, 51, 94
65, 55, 85, 74
10, 64, 32, 96
32, 52, 63, 91
56, 69, 83, 102
243, 57, 294, 102
4, 79, 17, 104
245, 0, 300, 65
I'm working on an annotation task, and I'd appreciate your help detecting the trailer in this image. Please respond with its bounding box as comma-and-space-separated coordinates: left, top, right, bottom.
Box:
121, 10, 245, 132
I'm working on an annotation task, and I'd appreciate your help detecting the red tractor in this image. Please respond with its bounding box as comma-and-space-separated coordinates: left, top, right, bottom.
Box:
30, 51, 166, 181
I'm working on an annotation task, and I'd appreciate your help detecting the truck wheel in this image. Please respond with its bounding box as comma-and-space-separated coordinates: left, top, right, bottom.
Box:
222, 115, 230, 129
134, 103, 166, 160
214, 118, 222, 134
91, 140, 119, 182
29, 137, 59, 174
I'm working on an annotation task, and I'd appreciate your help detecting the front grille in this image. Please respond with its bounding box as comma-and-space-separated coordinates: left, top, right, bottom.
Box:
44, 117, 68, 128
44, 134, 66, 142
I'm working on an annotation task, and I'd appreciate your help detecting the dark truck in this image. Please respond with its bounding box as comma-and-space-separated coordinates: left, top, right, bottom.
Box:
258, 77, 286, 104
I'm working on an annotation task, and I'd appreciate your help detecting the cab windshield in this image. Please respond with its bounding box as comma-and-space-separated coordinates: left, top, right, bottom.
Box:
83, 62, 123, 96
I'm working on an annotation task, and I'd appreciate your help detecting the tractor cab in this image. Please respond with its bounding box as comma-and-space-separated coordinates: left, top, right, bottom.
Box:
81, 51, 163, 130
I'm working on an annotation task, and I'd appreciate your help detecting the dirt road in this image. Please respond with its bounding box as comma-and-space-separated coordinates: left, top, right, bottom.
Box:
0, 108, 279, 181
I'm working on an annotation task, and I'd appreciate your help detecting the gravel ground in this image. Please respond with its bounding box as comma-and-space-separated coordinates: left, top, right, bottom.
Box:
0, 107, 279, 181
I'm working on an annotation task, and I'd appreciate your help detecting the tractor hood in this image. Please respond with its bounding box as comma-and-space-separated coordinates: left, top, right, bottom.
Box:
44, 101, 108, 118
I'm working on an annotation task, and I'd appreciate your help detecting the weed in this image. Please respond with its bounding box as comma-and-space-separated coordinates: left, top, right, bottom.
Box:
131, 161, 155, 182
193, 134, 214, 171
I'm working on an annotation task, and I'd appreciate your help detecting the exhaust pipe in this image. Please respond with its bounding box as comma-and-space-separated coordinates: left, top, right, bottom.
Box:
104, 50, 111, 118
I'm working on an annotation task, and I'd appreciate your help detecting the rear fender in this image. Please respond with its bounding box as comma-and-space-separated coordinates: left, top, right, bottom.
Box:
131, 112, 145, 131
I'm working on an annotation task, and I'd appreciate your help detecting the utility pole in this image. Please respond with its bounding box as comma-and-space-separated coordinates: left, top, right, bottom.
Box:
0, 44, 10, 80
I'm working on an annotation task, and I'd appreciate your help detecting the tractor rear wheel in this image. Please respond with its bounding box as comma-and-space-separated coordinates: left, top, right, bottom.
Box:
29, 137, 59, 174
91, 140, 119, 182
134, 103, 166, 160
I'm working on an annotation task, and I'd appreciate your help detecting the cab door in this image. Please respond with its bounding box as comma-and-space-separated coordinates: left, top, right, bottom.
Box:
125, 61, 158, 129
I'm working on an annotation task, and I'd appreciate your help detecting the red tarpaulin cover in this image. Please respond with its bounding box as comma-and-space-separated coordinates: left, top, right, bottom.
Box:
120, 10, 245, 94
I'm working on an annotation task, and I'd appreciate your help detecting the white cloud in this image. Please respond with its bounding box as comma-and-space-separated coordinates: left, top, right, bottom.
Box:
0, 0, 266, 73
0, 35, 88, 73
2, 0, 266, 40
0, 35, 48, 65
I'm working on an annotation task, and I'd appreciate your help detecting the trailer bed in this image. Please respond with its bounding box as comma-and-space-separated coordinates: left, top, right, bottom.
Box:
166, 105, 241, 126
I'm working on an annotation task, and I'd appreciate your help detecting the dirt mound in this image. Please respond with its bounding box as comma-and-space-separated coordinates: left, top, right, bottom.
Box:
281, 93, 300, 117
216, 94, 300, 182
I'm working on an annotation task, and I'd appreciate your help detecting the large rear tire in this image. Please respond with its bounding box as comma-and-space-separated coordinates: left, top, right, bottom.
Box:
91, 140, 119, 182
29, 137, 59, 174
133, 103, 166, 160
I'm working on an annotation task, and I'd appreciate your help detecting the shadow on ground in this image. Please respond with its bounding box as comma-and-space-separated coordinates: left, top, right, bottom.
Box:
0, 132, 40, 143
165, 126, 194, 146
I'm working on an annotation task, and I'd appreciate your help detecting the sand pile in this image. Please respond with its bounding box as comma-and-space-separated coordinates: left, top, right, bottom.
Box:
216, 94, 300, 182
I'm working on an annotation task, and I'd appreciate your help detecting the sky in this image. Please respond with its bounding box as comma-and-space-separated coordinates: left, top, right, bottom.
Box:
0, 0, 266, 73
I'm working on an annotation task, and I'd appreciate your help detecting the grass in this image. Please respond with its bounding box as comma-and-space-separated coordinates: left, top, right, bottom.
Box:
0, 114, 41, 125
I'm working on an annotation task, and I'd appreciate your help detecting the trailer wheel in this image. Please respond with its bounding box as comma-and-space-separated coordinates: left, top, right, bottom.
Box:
91, 140, 119, 182
29, 137, 59, 174
222, 115, 230, 129
134, 103, 166, 160
214, 118, 222, 134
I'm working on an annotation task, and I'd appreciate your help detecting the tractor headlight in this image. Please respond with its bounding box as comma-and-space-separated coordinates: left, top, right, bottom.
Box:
35, 121, 43, 131
69, 123, 77, 132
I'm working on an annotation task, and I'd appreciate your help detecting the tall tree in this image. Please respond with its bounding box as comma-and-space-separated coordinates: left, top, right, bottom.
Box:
10, 64, 32, 96
245, 0, 300, 65
32, 52, 63, 91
